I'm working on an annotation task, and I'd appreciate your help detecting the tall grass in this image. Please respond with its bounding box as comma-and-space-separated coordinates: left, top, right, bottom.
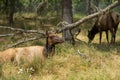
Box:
0, 14, 120, 80
0, 39, 120, 80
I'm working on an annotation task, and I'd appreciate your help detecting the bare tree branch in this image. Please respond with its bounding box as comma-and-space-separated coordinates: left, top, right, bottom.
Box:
0, 32, 22, 38
0, 26, 45, 35
0, 26, 46, 49
91, 1, 102, 12
0, 33, 15, 37
2, 36, 44, 50
57, 1, 119, 33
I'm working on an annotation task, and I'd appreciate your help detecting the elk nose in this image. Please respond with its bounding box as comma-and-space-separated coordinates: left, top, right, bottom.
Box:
60, 38, 64, 43
58, 38, 64, 43
55, 37, 64, 43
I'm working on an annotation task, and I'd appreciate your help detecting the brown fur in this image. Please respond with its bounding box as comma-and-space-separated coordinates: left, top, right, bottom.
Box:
0, 48, 16, 62
0, 46, 45, 64
0, 31, 63, 65
15, 46, 45, 64
88, 11, 120, 44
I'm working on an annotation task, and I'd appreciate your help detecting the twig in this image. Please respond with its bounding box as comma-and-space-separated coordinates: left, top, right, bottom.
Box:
77, 50, 88, 58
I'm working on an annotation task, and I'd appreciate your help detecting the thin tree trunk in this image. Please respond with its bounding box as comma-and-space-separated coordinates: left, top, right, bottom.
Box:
55, 0, 59, 16
9, 0, 15, 26
118, 0, 120, 4
3, 0, 8, 14
62, 0, 75, 45
88, 0, 92, 14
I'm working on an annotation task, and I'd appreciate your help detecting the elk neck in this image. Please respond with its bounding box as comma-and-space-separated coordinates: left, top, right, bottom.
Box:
44, 37, 55, 57
91, 25, 99, 35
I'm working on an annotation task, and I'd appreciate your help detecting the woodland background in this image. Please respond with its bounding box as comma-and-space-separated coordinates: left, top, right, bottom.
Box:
0, 0, 120, 80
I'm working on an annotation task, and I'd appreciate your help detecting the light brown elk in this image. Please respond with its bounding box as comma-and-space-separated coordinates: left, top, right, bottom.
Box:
0, 31, 63, 64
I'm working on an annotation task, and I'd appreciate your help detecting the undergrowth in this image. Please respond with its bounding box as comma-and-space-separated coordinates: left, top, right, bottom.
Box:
0, 41, 120, 80
0, 13, 120, 80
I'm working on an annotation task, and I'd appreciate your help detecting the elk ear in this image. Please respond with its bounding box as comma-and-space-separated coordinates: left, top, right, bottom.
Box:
54, 30, 57, 34
116, 15, 118, 19
116, 14, 120, 19
88, 30, 90, 33
55, 30, 58, 33
46, 30, 49, 37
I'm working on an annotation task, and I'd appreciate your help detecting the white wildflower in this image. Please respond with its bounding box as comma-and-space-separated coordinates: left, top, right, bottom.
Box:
18, 68, 23, 74
30, 67, 35, 72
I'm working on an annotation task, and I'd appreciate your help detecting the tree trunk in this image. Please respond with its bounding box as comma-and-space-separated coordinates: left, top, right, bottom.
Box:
55, 0, 59, 16
36, 0, 47, 15
9, 0, 15, 26
88, 0, 92, 14
118, 0, 120, 4
29, 0, 32, 12
88, 0, 98, 14
106, 0, 112, 5
3, 0, 8, 14
62, 0, 75, 45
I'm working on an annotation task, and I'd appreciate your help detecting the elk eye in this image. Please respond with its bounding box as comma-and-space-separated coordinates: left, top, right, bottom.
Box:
50, 36, 54, 39
117, 15, 119, 18
50, 36, 52, 39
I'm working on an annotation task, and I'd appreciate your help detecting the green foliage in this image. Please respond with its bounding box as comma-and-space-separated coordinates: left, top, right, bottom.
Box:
0, 0, 120, 80
1, 41, 120, 80
25, 57, 44, 74
0, 0, 119, 15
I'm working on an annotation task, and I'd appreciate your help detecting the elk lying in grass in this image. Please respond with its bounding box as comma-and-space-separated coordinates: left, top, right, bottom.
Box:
0, 31, 63, 65
88, 11, 120, 44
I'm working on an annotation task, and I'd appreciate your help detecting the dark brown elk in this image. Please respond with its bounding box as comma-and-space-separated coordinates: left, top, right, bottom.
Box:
88, 11, 120, 44
0, 31, 63, 65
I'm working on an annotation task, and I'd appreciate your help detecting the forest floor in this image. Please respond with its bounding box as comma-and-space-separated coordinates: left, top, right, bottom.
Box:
0, 13, 120, 80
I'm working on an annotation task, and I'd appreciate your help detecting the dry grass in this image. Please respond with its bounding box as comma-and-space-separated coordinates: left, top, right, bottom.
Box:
0, 13, 120, 80
1, 40, 120, 80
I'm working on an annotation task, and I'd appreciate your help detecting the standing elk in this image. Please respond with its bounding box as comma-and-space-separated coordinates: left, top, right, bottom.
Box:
88, 11, 120, 44
0, 31, 63, 65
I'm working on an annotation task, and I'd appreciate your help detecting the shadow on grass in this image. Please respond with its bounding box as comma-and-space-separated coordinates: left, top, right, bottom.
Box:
75, 40, 120, 55
90, 42, 120, 54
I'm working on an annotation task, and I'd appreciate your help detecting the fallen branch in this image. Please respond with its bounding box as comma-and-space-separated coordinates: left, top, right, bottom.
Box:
2, 35, 45, 50
0, 32, 22, 38
0, 26, 46, 49
0, 26, 45, 35
22, 16, 56, 21
0, 33, 15, 38
57, 1, 119, 33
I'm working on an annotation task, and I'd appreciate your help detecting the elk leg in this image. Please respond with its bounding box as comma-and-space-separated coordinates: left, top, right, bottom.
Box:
105, 30, 109, 43
51, 47, 55, 56
99, 31, 102, 44
113, 31, 116, 43
110, 29, 114, 44
114, 26, 118, 43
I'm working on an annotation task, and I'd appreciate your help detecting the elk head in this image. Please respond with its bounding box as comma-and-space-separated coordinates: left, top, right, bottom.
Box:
45, 31, 63, 56
88, 30, 95, 43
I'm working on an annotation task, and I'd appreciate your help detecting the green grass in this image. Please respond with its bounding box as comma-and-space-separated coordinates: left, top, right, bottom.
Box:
2, 41, 120, 80
0, 13, 120, 80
